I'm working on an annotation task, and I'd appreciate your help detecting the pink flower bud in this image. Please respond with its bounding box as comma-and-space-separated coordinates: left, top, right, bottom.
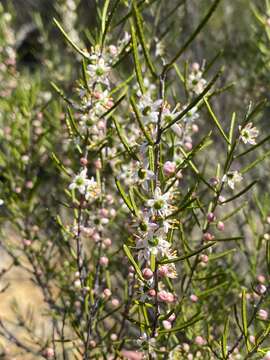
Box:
266, 216, 270, 224
168, 313, 176, 322
203, 232, 215, 242
82, 227, 95, 237
99, 256, 109, 266
111, 298, 120, 307
109, 45, 118, 56
258, 309, 268, 320
207, 212, 216, 222
209, 177, 219, 186
162, 320, 172, 330
192, 62, 200, 72
128, 266, 135, 273
163, 161, 176, 176
257, 275, 266, 283
192, 124, 199, 133
44, 348, 54, 359
217, 221, 225, 231
106, 100, 114, 108
249, 335, 255, 344
94, 159, 102, 169
80, 157, 88, 166
158, 265, 168, 278
184, 141, 193, 151
110, 333, 117, 341
195, 336, 206, 346
97, 120, 106, 130
148, 289, 156, 297
26, 181, 33, 189
190, 294, 198, 303
103, 238, 112, 247
142, 268, 153, 280
103, 288, 111, 298
23, 239, 32, 247
256, 284, 267, 295
218, 195, 226, 203
157, 290, 175, 303
99, 208, 109, 217
199, 254, 209, 263
93, 232, 101, 242
266, 18, 270, 27
89, 340, 96, 348
264, 351, 270, 360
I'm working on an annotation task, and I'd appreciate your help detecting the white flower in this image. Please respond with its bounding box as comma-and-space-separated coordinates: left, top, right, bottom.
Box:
162, 107, 181, 124
138, 95, 162, 124
183, 106, 199, 123
87, 57, 110, 86
187, 66, 207, 95
239, 122, 259, 145
0, 199, 4, 206
146, 187, 172, 217
69, 169, 89, 194
222, 171, 243, 190
85, 177, 101, 200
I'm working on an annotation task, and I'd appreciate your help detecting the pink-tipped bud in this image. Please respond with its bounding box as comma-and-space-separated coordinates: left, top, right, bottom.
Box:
192, 124, 199, 133
257, 275, 266, 283
209, 177, 219, 186
148, 289, 156, 297
80, 157, 88, 167
157, 290, 175, 303
163, 161, 176, 176
162, 320, 172, 330
111, 298, 120, 307
93, 232, 100, 242
258, 309, 268, 320
168, 313, 176, 322
184, 141, 193, 151
207, 212, 216, 222
267, 18, 270, 27
199, 254, 209, 264
190, 294, 198, 303
99, 208, 109, 217
203, 232, 215, 242
158, 265, 168, 278
26, 181, 33, 189
94, 159, 102, 169
109, 45, 118, 56
23, 239, 32, 247
142, 268, 153, 280
192, 62, 200, 72
89, 340, 96, 348
103, 238, 112, 247
249, 335, 255, 344
99, 256, 109, 266
263, 351, 270, 360
103, 288, 111, 298
110, 333, 117, 341
44, 348, 54, 359
256, 284, 267, 295
217, 221, 225, 231
195, 336, 206, 346
106, 100, 114, 108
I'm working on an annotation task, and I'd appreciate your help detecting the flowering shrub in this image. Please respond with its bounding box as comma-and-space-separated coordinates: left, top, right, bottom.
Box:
0, 1, 270, 359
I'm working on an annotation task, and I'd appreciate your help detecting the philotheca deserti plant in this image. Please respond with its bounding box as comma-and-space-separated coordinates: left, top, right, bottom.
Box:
1, 0, 270, 359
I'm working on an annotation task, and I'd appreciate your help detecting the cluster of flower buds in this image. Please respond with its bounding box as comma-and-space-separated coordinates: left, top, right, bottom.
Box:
0, 6, 16, 98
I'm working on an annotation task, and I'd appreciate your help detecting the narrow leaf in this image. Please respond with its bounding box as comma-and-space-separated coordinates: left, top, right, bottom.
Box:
123, 245, 144, 281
